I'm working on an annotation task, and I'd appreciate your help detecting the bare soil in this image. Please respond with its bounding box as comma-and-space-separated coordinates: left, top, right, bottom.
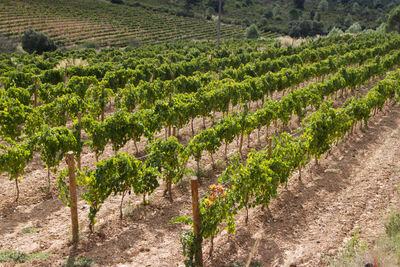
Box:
1, 86, 400, 266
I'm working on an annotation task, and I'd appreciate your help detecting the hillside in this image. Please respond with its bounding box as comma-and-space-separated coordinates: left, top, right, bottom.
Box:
0, 0, 277, 49
127, 0, 400, 34
1, 31, 400, 266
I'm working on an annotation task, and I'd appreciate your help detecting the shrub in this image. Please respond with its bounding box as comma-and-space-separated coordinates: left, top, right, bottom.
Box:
82, 40, 100, 49
346, 22, 362, 34
0, 36, 17, 54
21, 29, 57, 54
318, 0, 328, 11
328, 26, 344, 37
110, 0, 124, 4
245, 24, 260, 39
387, 6, 400, 33
127, 37, 140, 48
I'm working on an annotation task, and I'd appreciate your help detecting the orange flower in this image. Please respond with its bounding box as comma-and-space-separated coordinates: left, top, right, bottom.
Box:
216, 184, 224, 192
209, 192, 217, 201
205, 198, 213, 207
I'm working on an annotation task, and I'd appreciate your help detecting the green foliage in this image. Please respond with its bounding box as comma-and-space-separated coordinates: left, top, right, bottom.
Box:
127, 37, 140, 48
146, 137, 187, 192
0, 36, 17, 54
387, 5, 400, 33
346, 22, 362, 34
318, 0, 328, 11
385, 211, 400, 238
0, 250, 50, 263
245, 24, 260, 39
21, 29, 57, 55
293, 0, 305, 9
328, 27, 344, 37
63, 256, 94, 267
0, 97, 27, 140
288, 20, 324, 37
205, 0, 224, 13
344, 13, 353, 28
36, 126, 77, 174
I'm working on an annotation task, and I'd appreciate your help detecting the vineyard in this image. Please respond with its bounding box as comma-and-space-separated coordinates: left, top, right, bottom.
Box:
1, 32, 400, 266
0, 0, 278, 48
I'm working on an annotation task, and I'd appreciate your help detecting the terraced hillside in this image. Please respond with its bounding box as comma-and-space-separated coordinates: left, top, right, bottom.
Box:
0, 0, 278, 48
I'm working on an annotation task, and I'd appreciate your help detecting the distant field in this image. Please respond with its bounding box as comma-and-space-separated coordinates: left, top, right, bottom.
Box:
0, 0, 279, 48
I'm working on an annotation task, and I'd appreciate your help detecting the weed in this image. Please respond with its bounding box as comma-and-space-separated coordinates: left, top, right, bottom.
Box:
0, 250, 51, 263
63, 256, 94, 267
21, 227, 39, 234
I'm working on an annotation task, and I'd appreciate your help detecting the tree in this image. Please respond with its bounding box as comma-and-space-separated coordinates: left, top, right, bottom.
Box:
110, 0, 124, 4
328, 27, 344, 37
346, 22, 362, 34
293, 0, 305, 9
245, 24, 260, 39
289, 9, 303, 20
344, 13, 353, 28
288, 20, 324, 37
22, 29, 57, 54
310, 10, 315, 20
318, 0, 328, 11
206, 0, 224, 13
387, 6, 400, 33
0, 36, 17, 54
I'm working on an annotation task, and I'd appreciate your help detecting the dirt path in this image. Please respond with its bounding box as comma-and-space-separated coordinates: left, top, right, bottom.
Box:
207, 105, 400, 267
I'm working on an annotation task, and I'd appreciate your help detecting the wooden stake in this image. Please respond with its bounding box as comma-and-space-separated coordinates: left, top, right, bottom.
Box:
191, 177, 203, 266
77, 112, 82, 171
66, 152, 79, 245
34, 77, 38, 108
101, 86, 105, 122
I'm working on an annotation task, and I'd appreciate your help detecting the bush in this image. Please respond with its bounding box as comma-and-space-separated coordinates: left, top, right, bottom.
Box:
245, 24, 260, 39
127, 37, 140, 48
318, 0, 328, 11
0, 36, 17, 54
288, 20, 324, 38
21, 29, 57, 54
82, 40, 100, 49
387, 6, 400, 33
346, 22, 362, 34
110, 0, 124, 4
328, 26, 344, 37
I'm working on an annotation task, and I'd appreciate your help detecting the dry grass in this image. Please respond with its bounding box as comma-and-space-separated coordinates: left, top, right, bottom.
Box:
55, 58, 88, 70
329, 211, 400, 267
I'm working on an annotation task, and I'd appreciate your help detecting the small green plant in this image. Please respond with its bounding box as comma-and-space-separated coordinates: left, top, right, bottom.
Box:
215, 160, 227, 171
0, 250, 50, 263
384, 211, 400, 238
21, 227, 39, 234
124, 201, 135, 217
329, 229, 367, 266
63, 256, 94, 267
0, 250, 29, 263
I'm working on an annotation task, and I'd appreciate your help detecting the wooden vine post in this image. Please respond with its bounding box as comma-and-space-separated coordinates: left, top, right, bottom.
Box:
34, 77, 38, 108
66, 152, 79, 245
101, 85, 105, 122
77, 112, 82, 171
191, 177, 203, 266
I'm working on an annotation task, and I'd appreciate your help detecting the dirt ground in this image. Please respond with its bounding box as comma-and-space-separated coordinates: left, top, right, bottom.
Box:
1, 81, 400, 266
